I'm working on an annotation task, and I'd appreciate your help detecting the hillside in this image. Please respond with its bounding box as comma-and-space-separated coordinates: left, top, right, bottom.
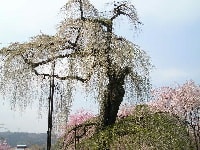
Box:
0, 132, 47, 147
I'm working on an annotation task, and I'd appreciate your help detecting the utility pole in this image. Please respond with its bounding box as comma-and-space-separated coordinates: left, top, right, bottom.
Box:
47, 61, 55, 150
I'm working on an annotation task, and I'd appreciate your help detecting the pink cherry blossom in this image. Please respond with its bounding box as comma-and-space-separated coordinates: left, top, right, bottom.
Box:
60, 109, 95, 146
117, 104, 135, 118
0, 140, 10, 150
67, 109, 95, 127
148, 80, 200, 118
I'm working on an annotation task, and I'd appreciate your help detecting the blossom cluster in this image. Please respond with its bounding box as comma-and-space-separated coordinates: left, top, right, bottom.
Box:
117, 104, 135, 118
148, 80, 200, 118
67, 109, 95, 127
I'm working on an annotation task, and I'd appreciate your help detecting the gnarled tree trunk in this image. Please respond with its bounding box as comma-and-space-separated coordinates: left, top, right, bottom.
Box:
100, 67, 130, 127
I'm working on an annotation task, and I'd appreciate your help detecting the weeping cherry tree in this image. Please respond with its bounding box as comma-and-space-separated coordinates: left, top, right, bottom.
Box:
0, 0, 152, 129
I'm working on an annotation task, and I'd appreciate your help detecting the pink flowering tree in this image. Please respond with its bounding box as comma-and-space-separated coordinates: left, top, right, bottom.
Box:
148, 80, 200, 149
60, 109, 95, 148
67, 109, 95, 127
0, 139, 10, 150
148, 81, 200, 116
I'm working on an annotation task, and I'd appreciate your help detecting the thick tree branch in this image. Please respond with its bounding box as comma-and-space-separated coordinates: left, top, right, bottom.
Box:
118, 66, 131, 80
24, 50, 77, 68
21, 27, 83, 68
33, 69, 88, 83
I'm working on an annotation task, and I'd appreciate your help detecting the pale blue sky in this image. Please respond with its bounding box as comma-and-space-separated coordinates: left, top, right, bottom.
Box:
0, 0, 200, 133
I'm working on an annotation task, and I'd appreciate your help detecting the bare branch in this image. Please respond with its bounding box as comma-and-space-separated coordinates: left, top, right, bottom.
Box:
111, 3, 127, 21
110, 1, 141, 25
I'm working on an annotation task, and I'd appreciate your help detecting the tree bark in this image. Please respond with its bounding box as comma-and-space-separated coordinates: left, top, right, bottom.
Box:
100, 67, 130, 128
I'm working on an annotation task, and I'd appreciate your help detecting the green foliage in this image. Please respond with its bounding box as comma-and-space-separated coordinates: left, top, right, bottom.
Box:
56, 105, 195, 150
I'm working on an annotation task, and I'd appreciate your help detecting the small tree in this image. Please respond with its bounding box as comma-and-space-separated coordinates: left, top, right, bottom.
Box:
0, 0, 151, 129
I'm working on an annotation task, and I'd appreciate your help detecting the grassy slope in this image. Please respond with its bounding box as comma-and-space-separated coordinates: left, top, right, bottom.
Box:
55, 105, 195, 150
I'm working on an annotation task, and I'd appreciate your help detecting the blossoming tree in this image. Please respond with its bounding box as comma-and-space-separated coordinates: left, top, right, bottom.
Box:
148, 81, 200, 149
148, 81, 200, 117
0, 0, 151, 130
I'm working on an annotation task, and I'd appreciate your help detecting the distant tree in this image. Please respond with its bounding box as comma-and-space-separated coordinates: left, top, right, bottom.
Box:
0, 0, 151, 129
148, 81, 200, 117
